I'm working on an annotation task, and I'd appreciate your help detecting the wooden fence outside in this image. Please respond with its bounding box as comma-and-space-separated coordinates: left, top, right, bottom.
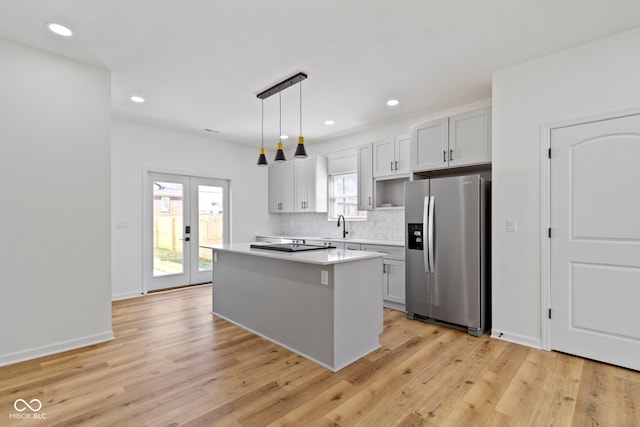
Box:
154, 215, 223, 254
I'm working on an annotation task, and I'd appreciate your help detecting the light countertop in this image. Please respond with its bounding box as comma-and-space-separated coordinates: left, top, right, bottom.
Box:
201, 243, 385, 266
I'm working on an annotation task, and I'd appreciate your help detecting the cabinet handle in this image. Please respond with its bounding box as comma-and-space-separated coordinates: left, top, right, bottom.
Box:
369, 196, 372, 206
395, 160, 398, 170
443, 150, 447, 163
449, 149, 453, 161
390, 161, 393, 171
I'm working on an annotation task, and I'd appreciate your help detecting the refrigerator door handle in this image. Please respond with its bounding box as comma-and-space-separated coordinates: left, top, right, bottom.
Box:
423, 196, 430, 273
427, 195, 435, 272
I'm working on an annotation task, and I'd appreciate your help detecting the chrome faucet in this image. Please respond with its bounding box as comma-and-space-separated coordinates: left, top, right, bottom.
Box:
337, 215, 349, 239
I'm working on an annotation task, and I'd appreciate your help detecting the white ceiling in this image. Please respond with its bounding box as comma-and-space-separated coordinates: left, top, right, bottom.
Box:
1, 0, 640, 149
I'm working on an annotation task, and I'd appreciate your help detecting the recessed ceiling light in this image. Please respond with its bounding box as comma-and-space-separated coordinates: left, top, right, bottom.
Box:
47, 23, 73, 37
130, 96, 145, 103
280, 135, 289, 140
386, 99, 400, 107
325, 120, 335, 126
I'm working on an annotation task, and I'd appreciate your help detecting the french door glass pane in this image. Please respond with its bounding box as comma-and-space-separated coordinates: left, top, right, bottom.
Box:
198, 184, 223, 271
153, 180, 184, 276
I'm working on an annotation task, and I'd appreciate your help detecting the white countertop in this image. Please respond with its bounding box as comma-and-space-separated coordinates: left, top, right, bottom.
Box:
256, 235, 404, 247
202, 243, 385, 266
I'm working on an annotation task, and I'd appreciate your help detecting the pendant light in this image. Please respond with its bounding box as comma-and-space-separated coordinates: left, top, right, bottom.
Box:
294, 79, 308, 158
256, 99, 268, 166
255, 72, 308, 166
274, 92, 287, 162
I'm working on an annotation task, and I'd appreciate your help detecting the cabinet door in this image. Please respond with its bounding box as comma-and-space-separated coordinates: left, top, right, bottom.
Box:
384, 259, 405, 304
411, 117, 449, 172
372, 138, 395, 177
357, 143, 374, 210
312, 155, 328, 213
294, 159, 307, 212
304, 157, 317, 211
268, 163, 281, 213
395, 135, 411, 174
280, 161, 295, 212
448, 107, 492, 167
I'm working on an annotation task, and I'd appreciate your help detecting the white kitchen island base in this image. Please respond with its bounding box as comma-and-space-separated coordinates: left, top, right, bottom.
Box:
208, 244, 384, 372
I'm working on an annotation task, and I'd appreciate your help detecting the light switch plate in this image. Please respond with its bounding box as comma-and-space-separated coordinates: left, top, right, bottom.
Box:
506, 219, 518, 232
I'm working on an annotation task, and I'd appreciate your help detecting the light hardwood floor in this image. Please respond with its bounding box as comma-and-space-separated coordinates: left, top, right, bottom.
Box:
1, 284, 639, 426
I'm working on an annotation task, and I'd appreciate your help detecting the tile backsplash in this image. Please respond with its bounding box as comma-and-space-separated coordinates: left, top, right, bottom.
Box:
278, 209, 404, 241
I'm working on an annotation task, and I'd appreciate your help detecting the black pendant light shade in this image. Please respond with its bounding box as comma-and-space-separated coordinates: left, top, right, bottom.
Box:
257, 99, 268, 167
257, 147, 268, 166
294, 137, 307, 158
274, 142, 286, 162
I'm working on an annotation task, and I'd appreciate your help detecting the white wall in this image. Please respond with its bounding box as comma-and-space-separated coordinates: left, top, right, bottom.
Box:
0, 38, 112, 366
491, 27, 640, 348
111, 119, 275, 299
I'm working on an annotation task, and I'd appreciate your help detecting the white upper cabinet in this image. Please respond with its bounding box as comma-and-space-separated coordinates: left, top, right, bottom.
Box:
448, 107, 492, 167
411, 107, 491, 172
373, 135, 410, 177
357, 143, 374, 211
411, 117, 449, 171
269, 161, 295, 213
395, 135, 411, 175
293, 155, 328, 213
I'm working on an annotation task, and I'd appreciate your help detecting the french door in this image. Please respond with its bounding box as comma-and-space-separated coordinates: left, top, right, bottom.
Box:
146, 172, 229, 291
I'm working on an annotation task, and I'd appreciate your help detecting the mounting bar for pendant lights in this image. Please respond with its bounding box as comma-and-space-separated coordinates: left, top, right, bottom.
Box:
257, 72, 308, 100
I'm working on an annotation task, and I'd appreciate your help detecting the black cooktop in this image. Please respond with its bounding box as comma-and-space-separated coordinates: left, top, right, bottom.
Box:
250, 243, 336, 252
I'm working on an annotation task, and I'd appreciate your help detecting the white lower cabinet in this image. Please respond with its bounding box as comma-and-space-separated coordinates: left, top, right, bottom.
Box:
361, 244, 405, 310
383, 259, 405, 306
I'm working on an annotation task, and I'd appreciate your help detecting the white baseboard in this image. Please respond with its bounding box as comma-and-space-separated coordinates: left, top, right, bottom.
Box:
112, 291, 145, 301
0, 330, 114, 367
491, 328, 542, 349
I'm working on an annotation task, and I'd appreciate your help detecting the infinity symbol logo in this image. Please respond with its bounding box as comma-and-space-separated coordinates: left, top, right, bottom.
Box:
13, 398, 43, 412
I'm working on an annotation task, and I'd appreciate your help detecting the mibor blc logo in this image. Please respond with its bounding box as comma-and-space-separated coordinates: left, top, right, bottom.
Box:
9, 398, 47, 420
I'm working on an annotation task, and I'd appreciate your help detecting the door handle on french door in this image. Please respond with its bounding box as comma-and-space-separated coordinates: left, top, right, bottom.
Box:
423, 196, 430, 273
427, 195, 435, 272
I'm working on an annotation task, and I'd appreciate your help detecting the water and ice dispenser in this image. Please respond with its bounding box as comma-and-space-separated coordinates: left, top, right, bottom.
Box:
407, 223, 423, 250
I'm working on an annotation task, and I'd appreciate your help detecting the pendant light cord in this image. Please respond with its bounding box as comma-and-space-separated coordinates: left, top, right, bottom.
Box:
279, 92, 282, 139
261, 99, 264, 148
299, 82, 302, 136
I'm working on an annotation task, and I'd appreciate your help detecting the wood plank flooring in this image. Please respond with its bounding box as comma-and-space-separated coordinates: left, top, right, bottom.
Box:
1, 284, 639, 426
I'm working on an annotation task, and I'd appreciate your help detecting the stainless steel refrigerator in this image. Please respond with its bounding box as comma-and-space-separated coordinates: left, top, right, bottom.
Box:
404, 174, 490, 336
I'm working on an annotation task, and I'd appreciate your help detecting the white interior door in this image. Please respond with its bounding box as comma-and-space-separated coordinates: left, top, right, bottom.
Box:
146, 172, 229, 292
550, 113, 640, 371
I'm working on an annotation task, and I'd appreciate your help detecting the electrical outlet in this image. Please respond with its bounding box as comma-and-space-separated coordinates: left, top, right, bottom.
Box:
506, 219, 518, 233
321, 270, 329, 285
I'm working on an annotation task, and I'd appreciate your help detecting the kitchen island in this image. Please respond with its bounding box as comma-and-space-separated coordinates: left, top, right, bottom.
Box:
202, 243, 384, 371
